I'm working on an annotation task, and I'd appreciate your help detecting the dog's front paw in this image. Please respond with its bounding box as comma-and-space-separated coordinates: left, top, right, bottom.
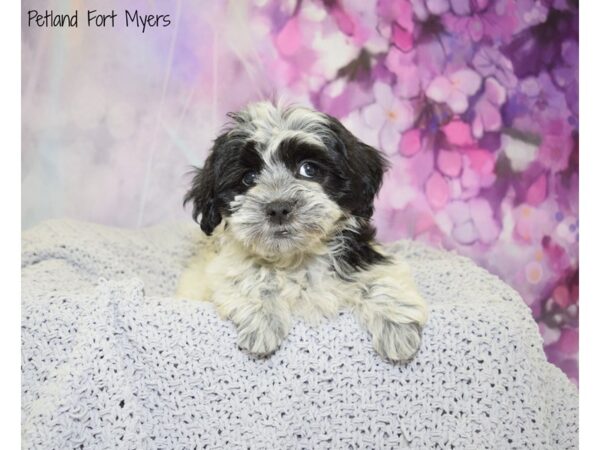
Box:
371, 319, 422, 363
236, 319, 288, 357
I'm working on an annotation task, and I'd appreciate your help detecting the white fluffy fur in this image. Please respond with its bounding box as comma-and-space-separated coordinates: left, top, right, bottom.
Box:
177, 101, 428, 362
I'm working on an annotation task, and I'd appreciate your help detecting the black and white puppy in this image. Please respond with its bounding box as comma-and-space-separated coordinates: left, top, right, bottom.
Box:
177, 101, 427, 362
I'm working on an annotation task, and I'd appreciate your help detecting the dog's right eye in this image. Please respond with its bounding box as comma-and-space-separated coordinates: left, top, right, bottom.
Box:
298, 161, 319, 178
242, 171, 257, 186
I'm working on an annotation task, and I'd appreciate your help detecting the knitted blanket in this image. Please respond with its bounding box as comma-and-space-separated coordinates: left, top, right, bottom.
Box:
21, 219, 578, 449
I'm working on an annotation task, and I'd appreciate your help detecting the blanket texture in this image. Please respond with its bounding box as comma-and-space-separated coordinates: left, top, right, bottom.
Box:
21, 219, 578, 449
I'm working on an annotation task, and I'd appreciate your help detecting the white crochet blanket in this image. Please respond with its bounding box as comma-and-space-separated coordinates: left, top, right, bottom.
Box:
21, 219, 578, 449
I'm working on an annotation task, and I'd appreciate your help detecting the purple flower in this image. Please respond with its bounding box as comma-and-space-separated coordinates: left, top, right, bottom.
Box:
442, 0, 520, 43
362, 82, 415, 152
426, 69, 482, 114
472, 46, 518, 89
551, 39, 578, 117
501, 8, 577, 78
472, 77, 507, 138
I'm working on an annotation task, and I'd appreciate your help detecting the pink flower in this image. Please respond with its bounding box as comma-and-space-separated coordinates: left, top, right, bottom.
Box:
556, 328, 578, 354
362, 82, 414, 153
405, 143, 435, 187
426, 69, 482, 114
463, 149, 495, 177
542, 236, 572, 274
538, 117, 574, 172
443, 149, 496, 200
411, 0, 450, 21
317, 78, 376, 119
526, 174, 548, 206
275, 17, 302, 56
552, 283, 577, 309
413, 35, 448, 84
469, 198, 500, 243
385, 49, 422, 99
398, 128, 422, 157
449, 0, 490, 16
376, 156, 416, 210
327, 0, 387, 49
437, 149, 462, 177
328, 3, 356, 36
378, 0, 415, 51
391, 22, 414, 52
378, 0, 414, 28
514, 205, 554, 243
425, 171, 450, 209
445, 198, 500, 245
472, 78, 507, 138
525, 260, 544, 284
442, 119, 475, 146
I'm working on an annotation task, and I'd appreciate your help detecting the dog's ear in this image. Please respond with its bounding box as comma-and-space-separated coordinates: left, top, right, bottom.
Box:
184, 147, 222, 236
325, 115, 389, 219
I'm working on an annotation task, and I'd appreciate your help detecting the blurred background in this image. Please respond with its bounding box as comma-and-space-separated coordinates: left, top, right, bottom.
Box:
22, 0, 578, 383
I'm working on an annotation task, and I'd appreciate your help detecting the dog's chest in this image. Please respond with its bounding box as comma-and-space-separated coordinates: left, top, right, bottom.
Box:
210, 251, 353, 322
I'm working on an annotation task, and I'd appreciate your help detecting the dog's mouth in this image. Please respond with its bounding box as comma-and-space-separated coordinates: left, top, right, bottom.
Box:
272, 228, 291, 238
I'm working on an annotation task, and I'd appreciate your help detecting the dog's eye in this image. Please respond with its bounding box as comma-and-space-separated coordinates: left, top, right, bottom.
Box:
298, 162, 318, 178
242, 171, 257, 186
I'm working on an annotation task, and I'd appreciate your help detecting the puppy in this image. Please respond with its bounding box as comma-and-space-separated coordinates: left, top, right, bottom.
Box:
177, 101, 427, 362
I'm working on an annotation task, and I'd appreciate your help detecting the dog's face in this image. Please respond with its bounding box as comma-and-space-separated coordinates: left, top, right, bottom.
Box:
185, 102, 388, 259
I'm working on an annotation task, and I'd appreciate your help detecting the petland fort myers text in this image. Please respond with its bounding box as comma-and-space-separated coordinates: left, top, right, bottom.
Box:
27, 9, 172, 33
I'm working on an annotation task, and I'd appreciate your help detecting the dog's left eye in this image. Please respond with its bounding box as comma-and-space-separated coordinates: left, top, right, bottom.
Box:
242, 171, 257, 186
298, 161, 318, 178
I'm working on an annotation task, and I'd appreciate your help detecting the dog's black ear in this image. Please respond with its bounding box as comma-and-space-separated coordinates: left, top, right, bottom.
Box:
325, 115, 389, 219
184, 149, 222, 236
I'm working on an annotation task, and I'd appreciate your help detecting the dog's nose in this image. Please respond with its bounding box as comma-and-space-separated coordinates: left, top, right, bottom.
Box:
266, 200, 294, 225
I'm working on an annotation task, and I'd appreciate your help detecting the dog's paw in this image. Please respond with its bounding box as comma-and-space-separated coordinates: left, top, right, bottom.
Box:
371, 319, 422, 363
236, 320, 288, 357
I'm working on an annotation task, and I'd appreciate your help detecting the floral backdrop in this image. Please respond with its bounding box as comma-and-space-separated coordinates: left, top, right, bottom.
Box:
22, 0, 578, 383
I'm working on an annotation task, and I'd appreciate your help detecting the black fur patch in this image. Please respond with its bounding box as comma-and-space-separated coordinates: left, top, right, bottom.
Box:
323, 114, 389, 219
275, 116, 389, 221
337, 222, 389, 273
276, 138, 347, 190
184, 134, 262, 235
